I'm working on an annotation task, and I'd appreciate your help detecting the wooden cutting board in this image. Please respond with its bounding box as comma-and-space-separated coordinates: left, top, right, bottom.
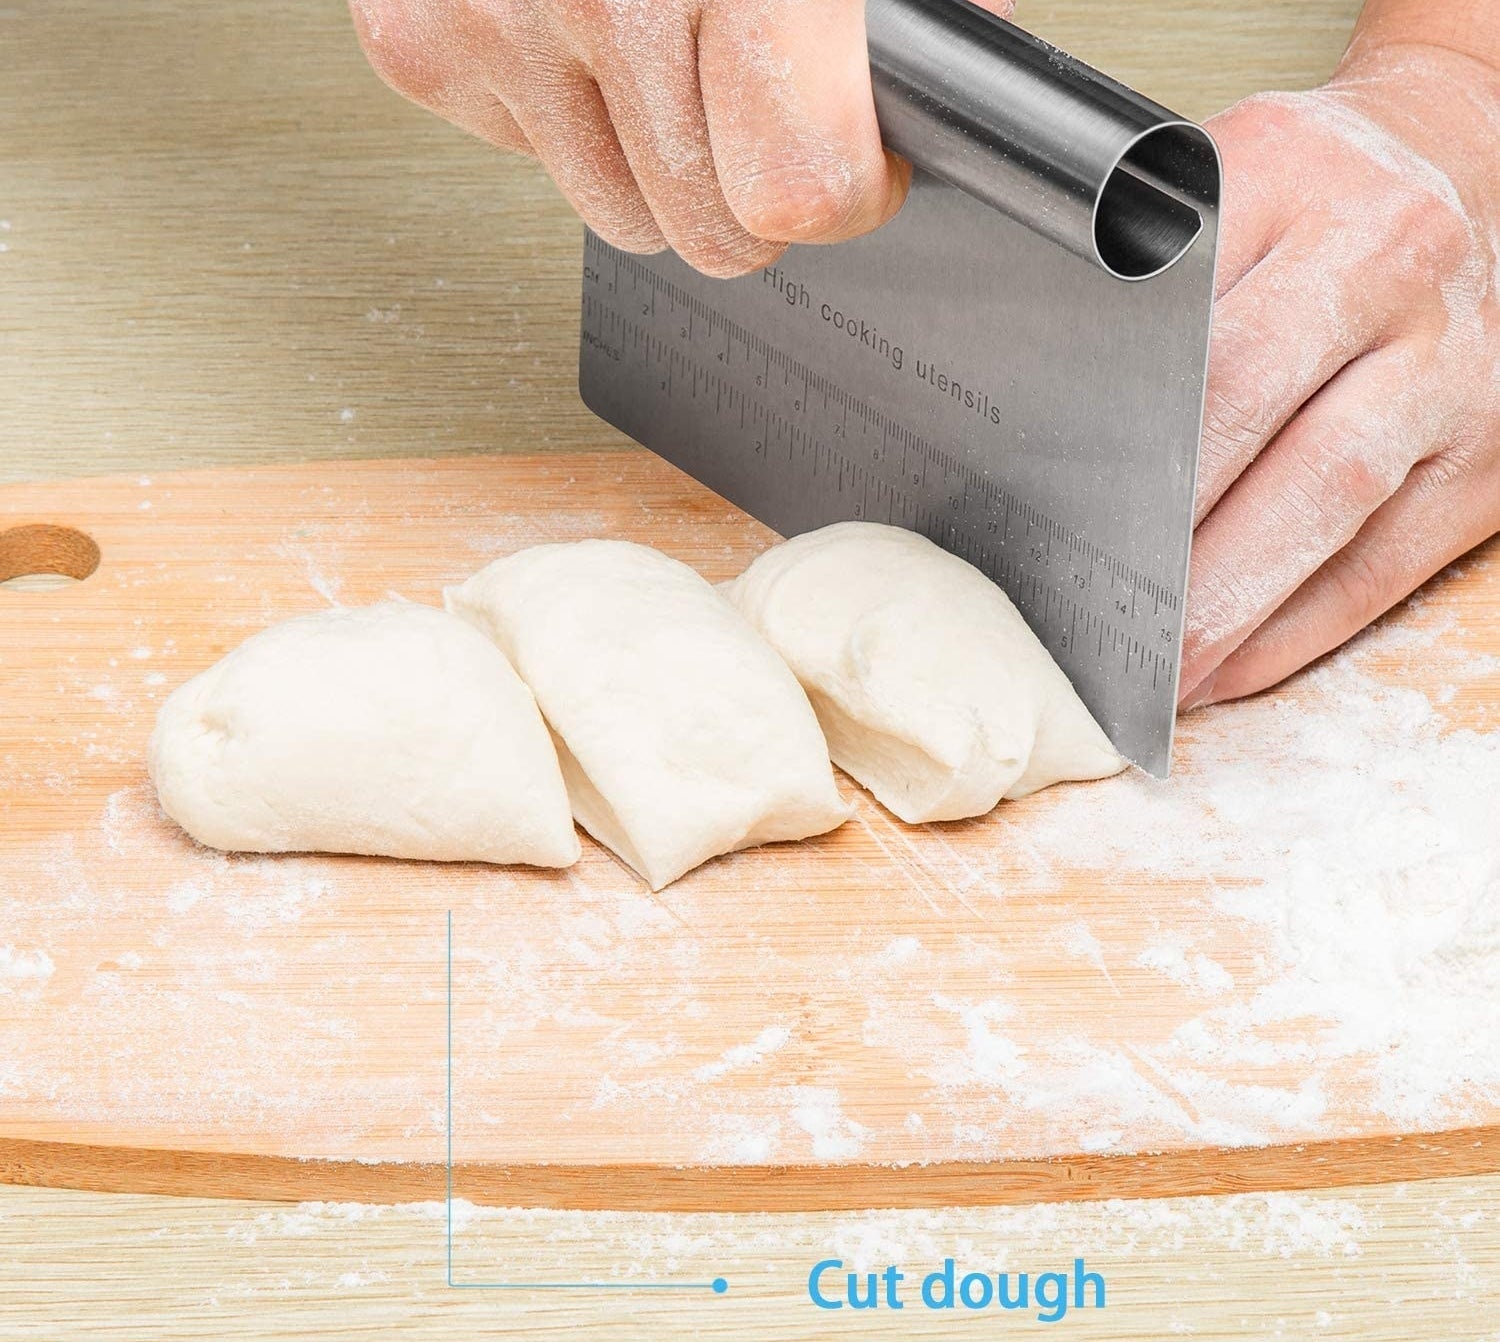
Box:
2, 452, 1497, 1211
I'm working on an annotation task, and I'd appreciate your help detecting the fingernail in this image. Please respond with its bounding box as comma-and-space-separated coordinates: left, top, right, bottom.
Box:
1180, 669, 1219, 712
881, 150, 912, 226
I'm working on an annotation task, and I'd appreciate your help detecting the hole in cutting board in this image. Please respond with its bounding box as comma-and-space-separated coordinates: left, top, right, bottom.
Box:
0, 524, 102, 591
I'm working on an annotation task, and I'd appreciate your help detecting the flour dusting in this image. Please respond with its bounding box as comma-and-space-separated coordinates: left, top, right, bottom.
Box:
1017, 595, 1500, 1133
2, 516, 1496, 1168
0, 946, 55, 983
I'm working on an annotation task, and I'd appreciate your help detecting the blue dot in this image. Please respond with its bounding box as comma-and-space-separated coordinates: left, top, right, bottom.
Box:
711, 1278, 729, 1295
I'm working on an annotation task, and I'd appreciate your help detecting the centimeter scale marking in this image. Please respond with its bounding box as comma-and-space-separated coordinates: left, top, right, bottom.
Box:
582, 239, 1179, 693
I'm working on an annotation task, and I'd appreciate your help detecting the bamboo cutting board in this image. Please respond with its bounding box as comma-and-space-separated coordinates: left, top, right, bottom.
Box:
1, 452, 1497, 1211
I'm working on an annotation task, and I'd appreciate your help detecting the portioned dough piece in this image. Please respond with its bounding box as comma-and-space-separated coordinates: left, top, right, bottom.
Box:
148, 602, 579, 866
721, 522, 1126, 823
445, 540, 851, 890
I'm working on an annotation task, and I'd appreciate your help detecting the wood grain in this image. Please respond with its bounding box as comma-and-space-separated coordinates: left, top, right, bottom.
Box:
0, 523, 101, 583
13, 2, 1500, 1335
8, 1128, 1500, 1214
5, 1176, 1498, 1342
0, 0, 1362, 487
2, 452, 1496, 1210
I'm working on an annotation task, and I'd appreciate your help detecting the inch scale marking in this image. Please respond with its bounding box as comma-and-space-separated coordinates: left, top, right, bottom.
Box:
581, 235, 1181, 704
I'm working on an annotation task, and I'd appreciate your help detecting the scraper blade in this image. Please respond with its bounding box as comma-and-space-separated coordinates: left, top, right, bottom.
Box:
578, 0, 1220, 776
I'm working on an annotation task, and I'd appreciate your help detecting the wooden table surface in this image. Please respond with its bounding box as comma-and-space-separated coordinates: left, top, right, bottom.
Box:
6, 1, 1498, 1338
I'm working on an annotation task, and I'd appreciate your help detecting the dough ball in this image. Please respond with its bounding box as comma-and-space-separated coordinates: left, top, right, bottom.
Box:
148, 602, 580, 867
445, 540, 851, 890
721, 522, 1126, 823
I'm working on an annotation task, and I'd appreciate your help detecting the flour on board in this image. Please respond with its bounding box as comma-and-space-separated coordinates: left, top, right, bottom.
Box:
2, 553, 1497, 1166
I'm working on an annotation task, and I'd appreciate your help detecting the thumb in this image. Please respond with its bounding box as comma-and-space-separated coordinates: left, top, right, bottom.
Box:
700, 0, 907, 245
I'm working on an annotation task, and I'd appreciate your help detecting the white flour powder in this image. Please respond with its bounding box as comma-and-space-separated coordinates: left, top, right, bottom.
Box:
1016, 592, 1499, 1134
1, 547, 1496, 1165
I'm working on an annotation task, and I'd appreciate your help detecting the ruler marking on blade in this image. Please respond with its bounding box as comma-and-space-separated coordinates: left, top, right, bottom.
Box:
582, 238, 1180, 708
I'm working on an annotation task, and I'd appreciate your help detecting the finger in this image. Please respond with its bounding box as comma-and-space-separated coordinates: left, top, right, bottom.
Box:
349, 0, 533, 153
1179, 343, 1428, 701
699, 0, 905, 244
1203, 94, 1302, 297
1190, 449, 1499, 706
1195, 231, 1398, 524
449, 96, 534, 156
426, 80, 535, 157
580, 14, 783, 277
500, 60, 666, 254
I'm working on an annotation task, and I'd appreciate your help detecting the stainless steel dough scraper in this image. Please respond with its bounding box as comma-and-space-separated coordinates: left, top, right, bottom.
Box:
577, 0, 1221, 776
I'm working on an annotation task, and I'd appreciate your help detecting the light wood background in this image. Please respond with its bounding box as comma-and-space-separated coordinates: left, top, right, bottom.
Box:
9, 0, 1499, 1339
2, 0, 1359, 487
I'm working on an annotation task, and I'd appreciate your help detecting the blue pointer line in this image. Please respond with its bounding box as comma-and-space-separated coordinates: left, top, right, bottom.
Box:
445, 910, 728, 1296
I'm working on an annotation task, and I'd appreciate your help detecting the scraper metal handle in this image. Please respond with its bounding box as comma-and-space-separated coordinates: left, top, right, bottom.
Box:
867, 0, 1220, 280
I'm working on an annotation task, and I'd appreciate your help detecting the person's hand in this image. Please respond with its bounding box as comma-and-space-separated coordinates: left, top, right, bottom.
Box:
349, 0, 1013, 278
1179, 41, 1500, 709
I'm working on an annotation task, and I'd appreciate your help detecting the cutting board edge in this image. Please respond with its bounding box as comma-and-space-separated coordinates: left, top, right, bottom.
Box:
6, 1126, 1499, 1211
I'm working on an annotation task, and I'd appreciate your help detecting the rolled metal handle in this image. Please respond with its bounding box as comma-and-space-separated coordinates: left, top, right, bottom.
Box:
867, 0, 1221, 279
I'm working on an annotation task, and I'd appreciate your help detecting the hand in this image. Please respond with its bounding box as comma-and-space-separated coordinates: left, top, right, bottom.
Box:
1179, 41, 1500, 709
349, 0, 1013, 278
